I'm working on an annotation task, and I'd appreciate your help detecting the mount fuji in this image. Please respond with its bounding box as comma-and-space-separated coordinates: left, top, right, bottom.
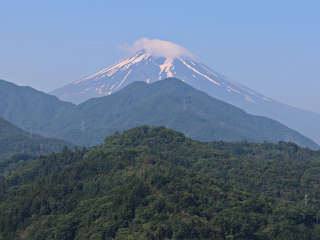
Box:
50, 39, 270, 107
50, 38, 320, 146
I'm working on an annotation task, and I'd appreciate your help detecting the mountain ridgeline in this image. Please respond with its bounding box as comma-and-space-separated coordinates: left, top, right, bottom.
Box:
49, 48, 320, 147
0, 78, 318, 149
1, 126, 320, 239
0, 115, 73, 160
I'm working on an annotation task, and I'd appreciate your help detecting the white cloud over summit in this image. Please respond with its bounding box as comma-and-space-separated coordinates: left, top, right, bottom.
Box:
121, 38, 197, 60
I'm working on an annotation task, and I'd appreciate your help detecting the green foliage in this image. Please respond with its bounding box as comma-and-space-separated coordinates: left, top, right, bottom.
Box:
207, 140, 320, 161
102, 126, 320, 203
0, 153, 38, 177
0, 125, 320, 239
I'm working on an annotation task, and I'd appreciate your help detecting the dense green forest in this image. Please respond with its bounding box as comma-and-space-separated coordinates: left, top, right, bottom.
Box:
101, 126, 320, 204
0, 116, 74, 160
0, 78, 318, 149
1, 126, 320, 239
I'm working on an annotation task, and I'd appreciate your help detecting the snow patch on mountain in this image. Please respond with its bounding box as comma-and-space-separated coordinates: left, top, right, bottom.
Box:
116, 69, 132, 90
179, 58, 220, 86
159, 59, 173, 78
74, 52, 149, 85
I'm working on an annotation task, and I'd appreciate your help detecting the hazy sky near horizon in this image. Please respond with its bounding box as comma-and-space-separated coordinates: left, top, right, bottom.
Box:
1, 1, 319, 114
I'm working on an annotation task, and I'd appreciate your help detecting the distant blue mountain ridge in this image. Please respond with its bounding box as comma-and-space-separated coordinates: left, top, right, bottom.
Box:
0, 78, 318, 149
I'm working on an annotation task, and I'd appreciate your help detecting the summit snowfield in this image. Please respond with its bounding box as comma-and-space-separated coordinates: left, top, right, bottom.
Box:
50, 39, 320, 146
50, 39, 269, 107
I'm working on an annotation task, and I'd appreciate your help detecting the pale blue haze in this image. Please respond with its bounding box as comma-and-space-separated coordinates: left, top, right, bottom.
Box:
0, 1, 319, 114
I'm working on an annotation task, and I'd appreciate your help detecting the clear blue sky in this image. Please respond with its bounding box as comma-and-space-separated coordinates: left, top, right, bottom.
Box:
1, 1, 319, 114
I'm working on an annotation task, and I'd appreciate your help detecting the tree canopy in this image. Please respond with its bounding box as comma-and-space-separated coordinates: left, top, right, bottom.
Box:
1, 125, 320, 239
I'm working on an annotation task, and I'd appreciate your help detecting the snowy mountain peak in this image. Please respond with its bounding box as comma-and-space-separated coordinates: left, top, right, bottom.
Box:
50, 42, 271, 107
48, 39, 320, 146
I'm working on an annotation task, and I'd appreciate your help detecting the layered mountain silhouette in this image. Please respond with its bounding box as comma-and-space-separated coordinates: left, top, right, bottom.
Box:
49, 39, 320, 146
0, 78, 318, 149
0, 115, 73, 160
50, 49, 269, 106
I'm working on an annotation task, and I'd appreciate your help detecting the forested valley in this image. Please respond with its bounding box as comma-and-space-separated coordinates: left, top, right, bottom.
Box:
0, 116, 74, 161
1, 125, 320, 239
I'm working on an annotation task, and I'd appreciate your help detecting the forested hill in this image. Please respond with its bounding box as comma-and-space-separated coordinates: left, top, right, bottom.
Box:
1, 125, 320, 239
102, 125, 320, 203
0, 78, 318, 149
0, 115, 74, 160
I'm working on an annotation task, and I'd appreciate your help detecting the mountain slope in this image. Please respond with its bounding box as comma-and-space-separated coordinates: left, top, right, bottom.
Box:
1, 78, 317, 149
0, 79, 76, 133
0, 115, 73, 160
102, 125, 320, 203
68, 78, 318, 149
49, 41, 320, 146
0, 126, 320, 239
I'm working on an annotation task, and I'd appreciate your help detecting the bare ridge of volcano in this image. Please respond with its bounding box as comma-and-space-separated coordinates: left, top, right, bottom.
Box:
50, 38, 320, 145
